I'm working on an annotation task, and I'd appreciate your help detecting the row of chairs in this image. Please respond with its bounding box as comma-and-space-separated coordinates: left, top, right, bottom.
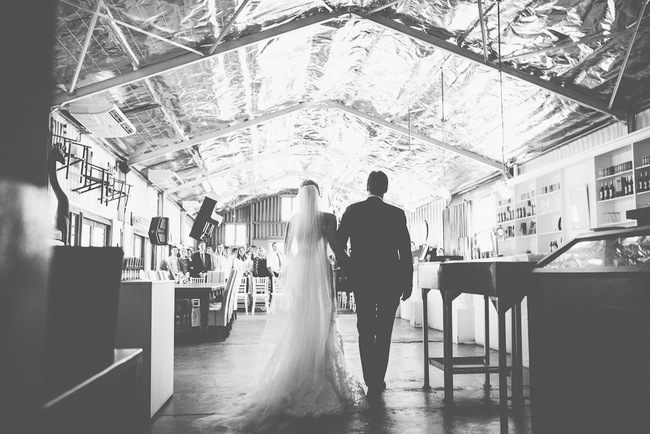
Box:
207, 269, 241, 340
208, 273, 283, 339
237, 276, 282, 315
336, 291, 356, 311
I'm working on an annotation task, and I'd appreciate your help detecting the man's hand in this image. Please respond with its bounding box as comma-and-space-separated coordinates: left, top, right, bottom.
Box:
401, 289, 412, 301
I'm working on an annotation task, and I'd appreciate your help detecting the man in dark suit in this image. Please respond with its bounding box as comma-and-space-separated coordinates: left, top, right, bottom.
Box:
190, 241, 212, 278
337, 171, 413, 399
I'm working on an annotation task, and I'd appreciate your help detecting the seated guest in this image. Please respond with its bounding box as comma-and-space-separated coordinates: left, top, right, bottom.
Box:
190, 241, 212, 278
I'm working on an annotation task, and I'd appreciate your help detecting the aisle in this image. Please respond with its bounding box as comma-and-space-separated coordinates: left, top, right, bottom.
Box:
149, 311, 531, 433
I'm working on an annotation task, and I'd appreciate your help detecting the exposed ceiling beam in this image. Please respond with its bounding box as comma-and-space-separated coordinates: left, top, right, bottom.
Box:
60, 0, 203, 57
165, 146, 310, 195
209, 0, 252, 54
476, 0, 489, 64
53, 10, 347, 107
324, 101, 503, 170
609, 0, 649, 109
69, 0, 103, 93
361, 12, 628, 120
501, 30, 626, 62
215, 170, 307, 205
129, 101, 317, 165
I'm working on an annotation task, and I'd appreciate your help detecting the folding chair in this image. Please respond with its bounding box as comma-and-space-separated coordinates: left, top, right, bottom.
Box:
236, 275, 249, 315
251, 277, 270, 314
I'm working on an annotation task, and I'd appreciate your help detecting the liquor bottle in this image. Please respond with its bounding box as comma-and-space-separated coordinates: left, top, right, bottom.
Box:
629, 176, 634, 194
644, 172, 649, 192
599, 183, 604, 200
639, 171, 644, 192
616, 177, 622, 197
604, 181, 610, 200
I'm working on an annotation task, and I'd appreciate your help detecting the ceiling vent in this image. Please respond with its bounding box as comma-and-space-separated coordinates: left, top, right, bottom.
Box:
148, 169, 184, 189
68, 98, 135, 138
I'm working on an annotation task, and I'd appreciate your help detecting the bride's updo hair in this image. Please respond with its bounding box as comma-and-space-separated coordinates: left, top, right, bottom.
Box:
300, 179, 320, 195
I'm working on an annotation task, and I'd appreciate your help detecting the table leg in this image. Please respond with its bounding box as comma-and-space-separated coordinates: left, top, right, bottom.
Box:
498, 307, 508, 434
512, 302, 524, 409
422, 288, 431, 391
443, 292, 454, 405
200, 295, 209, 336
484, 295, 491, 390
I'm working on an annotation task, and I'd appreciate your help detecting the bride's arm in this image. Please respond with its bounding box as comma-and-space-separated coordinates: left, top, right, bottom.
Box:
324, 213, 348, 265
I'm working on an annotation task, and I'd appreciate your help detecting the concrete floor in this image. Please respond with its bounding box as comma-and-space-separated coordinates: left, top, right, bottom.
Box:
149, 311, 530, 433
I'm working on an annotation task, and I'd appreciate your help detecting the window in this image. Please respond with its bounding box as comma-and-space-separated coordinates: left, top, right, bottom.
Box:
281, 196, 296, 221
68, 212, 79, 246
225, 223, 247, 246
134, 234, 145, 259
80, 218, 110, 247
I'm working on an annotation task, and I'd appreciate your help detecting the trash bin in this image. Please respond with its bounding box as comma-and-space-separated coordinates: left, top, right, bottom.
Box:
529, 226, 650, 434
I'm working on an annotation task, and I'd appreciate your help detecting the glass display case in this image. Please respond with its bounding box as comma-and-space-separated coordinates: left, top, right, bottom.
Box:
529, 225, 650, 434
538, 226, 650, 270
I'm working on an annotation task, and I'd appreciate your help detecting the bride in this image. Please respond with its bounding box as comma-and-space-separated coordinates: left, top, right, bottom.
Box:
193, 180, 367, 432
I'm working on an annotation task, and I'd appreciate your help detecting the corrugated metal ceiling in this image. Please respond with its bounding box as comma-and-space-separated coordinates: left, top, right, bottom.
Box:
52, 0, 650, 212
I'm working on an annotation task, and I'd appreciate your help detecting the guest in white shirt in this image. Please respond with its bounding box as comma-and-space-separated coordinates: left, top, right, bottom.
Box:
226, 246, 240, 272
212, 243, 228, 271
159, 246, 179, 280
235, 246, 249, 275
267, 241, 285, 277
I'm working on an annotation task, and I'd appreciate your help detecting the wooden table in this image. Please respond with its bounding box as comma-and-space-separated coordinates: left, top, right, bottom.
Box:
419, 260, 535, 434
42, 348, 144, 434
175, 283, 225, 335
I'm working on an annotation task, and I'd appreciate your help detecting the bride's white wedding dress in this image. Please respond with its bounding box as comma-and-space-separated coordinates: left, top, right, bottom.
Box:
193, 185, 367, 432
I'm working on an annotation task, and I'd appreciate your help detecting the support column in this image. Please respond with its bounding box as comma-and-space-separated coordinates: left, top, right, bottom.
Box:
0, 2, 58, 432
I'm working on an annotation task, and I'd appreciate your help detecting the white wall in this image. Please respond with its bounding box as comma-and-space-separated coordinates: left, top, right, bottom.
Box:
408, 108, 650, 368
48, 113, 189, 269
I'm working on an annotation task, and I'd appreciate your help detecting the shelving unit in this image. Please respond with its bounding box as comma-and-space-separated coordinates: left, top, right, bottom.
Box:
493, 135, 650, 255
634, 138, 650, 209
495, 195, 516, 256
594, 143, 640, 227
494, 172, 563, 255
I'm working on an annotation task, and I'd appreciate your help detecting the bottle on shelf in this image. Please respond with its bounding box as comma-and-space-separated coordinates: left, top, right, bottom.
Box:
639, 172, 644, 192
599, 182, 605, 201
610, 180, 616, 198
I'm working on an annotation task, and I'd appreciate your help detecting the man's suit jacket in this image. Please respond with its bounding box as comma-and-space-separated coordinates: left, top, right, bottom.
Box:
190, 251, 212, 277
337, 196, 413, 296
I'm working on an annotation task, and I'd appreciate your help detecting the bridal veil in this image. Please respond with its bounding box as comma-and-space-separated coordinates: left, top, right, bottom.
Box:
193, 184, 366, 433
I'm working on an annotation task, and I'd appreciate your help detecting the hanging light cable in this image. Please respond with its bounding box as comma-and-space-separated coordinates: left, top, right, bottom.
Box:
440, 69, 451, 202
492, 0, 512, 200
408, 102, 413, 208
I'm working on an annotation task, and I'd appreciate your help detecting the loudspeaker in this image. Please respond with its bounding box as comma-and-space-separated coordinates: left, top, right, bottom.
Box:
118, 160, 130, 174
148, 217, 169, 245
189, 196, 222, 241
